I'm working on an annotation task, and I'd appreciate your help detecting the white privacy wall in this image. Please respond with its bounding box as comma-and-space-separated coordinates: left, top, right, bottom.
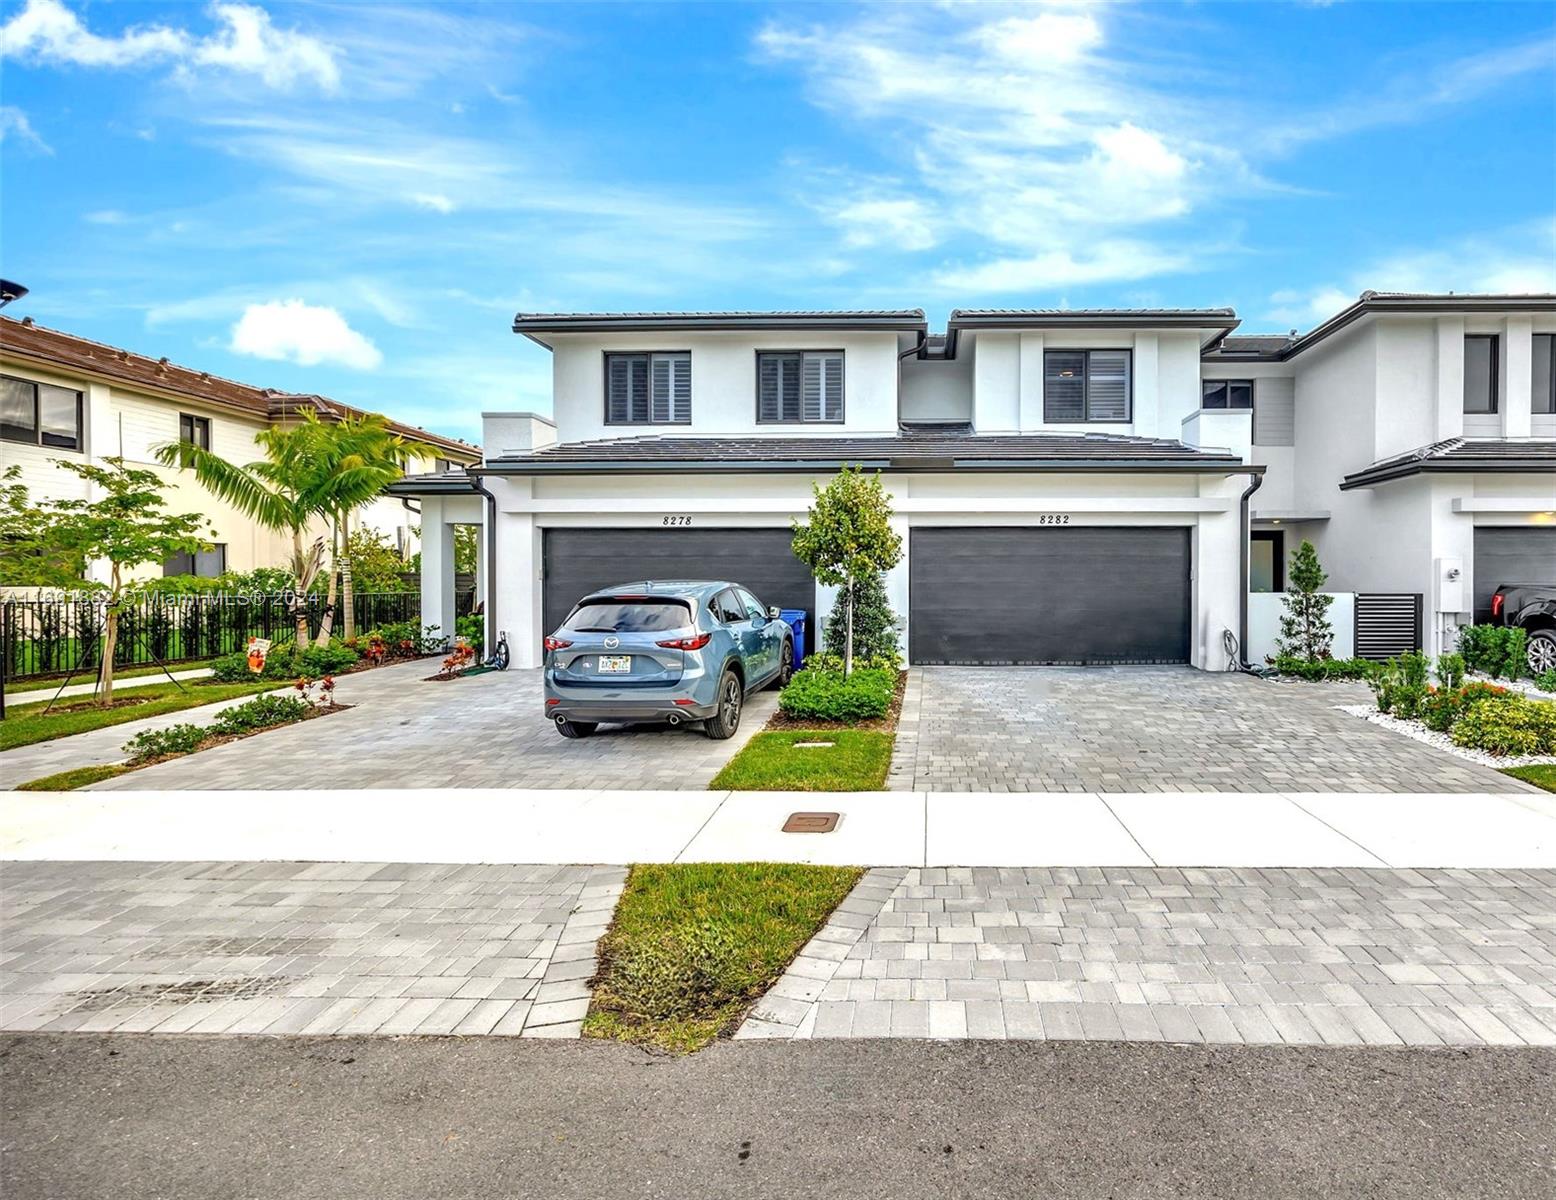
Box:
1246, 592, 1356, 666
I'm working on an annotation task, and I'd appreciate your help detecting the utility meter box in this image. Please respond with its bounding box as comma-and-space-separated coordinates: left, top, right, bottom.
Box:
1434, 556, 1465, 614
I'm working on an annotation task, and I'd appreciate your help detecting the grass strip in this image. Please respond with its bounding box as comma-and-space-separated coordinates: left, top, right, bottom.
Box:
584, 862, 863, 1053
709, 729, 895, 791
5, 659, 220, 695
15, 764, 131, 791
1, 681, 277, 752
1502, 764, 1556, 793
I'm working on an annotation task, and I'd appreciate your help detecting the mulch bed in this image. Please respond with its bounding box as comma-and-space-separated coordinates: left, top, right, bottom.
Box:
762, 670, 907, 734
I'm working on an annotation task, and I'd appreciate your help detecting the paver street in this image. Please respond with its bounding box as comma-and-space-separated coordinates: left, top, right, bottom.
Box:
888, 666, 1531, 793
744, 865, 1556, 1045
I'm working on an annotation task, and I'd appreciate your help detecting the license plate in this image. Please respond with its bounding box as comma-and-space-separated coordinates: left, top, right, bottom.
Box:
597, 655, 632, 674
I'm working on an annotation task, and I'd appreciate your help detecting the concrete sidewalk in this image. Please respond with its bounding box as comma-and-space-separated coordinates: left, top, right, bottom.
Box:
4, 787, 1554, 869
4, 667, 215, 707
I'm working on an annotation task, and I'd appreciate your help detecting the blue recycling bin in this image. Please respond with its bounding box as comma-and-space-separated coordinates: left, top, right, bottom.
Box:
779, 608, 807, 669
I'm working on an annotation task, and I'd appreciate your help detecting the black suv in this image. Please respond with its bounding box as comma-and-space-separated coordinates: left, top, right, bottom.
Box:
1491, 583, 1556, 675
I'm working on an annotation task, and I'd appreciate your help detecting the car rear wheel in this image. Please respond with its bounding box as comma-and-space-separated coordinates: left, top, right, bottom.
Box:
703, 670, 743, 740
771, 639, 794, 689
555, 717, 597, 739
1528, 629, 1556, 676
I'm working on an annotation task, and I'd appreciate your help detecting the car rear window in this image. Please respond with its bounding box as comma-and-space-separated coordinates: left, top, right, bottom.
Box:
562, 599, 693, 633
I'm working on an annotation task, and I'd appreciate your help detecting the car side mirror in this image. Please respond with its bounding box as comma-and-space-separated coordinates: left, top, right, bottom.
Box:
767, 606, 782, 620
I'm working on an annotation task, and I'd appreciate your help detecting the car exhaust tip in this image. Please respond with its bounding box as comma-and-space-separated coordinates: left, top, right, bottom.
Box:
667, 713, 681, 726
554, 714, 568, 727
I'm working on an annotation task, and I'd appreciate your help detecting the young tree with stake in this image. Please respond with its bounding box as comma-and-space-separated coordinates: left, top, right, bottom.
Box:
1277, 539, 1335, 662
791, 467, 902, 676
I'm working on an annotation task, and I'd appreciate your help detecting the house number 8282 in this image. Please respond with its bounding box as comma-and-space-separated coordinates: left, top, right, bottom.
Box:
1036, 514, 1070, 525
662, 515, 693, 526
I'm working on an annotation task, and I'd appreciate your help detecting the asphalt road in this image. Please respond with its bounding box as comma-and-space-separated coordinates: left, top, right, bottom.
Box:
3, 1035, 1554, 1199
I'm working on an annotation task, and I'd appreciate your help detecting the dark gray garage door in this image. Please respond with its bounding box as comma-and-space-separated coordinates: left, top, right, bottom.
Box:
909, 526, 1192, 665
541, 528, 815, 638
1474, 527, 1556, 621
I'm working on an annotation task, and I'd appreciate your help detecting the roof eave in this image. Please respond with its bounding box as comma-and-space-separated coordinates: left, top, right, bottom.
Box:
1339, 459, 1556, 490
477, 457, 1255, 476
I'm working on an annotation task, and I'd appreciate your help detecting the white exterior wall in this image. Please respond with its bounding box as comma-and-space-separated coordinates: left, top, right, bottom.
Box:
470, 468, 1246, 672
546, 330, 902, 442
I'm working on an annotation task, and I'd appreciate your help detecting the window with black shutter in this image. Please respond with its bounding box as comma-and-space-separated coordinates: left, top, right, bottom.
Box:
756, 351, 844, 423
604, 352, 691, 424
1043, 350, 1132, 423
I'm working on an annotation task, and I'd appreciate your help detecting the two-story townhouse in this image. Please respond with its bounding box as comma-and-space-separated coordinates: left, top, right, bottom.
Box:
1205, 293, 1556, 659
0, 316, 481, 584
397, 309, 1263, 671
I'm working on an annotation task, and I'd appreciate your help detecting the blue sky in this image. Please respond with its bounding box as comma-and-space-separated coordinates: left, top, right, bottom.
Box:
2, 0, 1553, 443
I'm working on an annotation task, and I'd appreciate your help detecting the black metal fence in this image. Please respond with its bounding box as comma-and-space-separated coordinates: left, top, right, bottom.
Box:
1, 592, 440, 682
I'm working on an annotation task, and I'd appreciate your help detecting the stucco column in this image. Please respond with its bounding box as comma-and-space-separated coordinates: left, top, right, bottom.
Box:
418, 496, 457, 647
1018, 332, 1045, 431
1503, 316, 1533, 439
1133, 334, 1160, 437
1434, 317, 1466, 442
495, 508, 541, 669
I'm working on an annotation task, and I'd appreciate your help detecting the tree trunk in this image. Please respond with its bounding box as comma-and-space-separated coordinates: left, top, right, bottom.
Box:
98, 563, 120, 707
341, 509, 356, 643
316, 517, 339, 647
291, 528, 310, 654
843, 574, 855, 678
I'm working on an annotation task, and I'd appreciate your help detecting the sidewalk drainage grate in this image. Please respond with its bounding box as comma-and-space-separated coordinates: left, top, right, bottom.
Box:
782, 811, 839, 833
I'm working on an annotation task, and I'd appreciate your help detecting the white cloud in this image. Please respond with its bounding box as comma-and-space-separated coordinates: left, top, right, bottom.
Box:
83, 208, 130, 224
411, 192, 456, 214
824, 195, 937, 251
229, 299, 381, 369
934, 241, 1194, 293
1263, 220, 1556, 328
0, 0, 338, 91
0, 105, 52, 153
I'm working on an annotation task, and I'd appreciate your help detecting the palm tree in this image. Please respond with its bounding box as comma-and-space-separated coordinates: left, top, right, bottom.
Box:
155, 412, 403, 653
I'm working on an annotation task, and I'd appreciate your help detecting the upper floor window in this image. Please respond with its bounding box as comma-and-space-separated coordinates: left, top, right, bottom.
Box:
179, 412, 211, 451
1463, 334, 1498, 414
1, 374, 83, 451
1044, 350, 1131, 423
605, 352, 691, 425
1201, 379, 1253, 410
1534, 334, 1555, 415
163, 543, 227, 578
757, 351, 844, 423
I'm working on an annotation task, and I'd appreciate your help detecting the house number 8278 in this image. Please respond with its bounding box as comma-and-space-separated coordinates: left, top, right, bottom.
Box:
662, 515, 693, 526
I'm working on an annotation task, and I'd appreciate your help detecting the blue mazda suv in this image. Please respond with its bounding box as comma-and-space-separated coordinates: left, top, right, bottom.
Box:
543, 581, 795, 739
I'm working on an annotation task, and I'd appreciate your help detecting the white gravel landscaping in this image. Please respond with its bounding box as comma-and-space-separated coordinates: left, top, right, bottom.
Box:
1465, 671, 1556, 702
1338, 704, 1556, 770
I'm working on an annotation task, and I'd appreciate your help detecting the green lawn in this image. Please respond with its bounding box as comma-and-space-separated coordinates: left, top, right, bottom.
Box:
15, 764, 131, 791
1502, 765, 1556, 793
6, 659, 220, 695
709, 729, 895, 791
1, 680, 278, 751
584, 862, 864, 1053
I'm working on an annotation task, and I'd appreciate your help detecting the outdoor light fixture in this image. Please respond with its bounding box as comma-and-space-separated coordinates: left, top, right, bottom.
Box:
0, 280, 28, 307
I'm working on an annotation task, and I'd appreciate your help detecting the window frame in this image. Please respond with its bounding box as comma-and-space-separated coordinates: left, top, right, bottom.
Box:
1250, 530, 1285, 593
1533, 333, 1555, 416
754, 349, 847, 425
1, 373, 84, 451
178, 412, 211, 452
1201, 378, 1254, 411
1042, 349, 1134, 424
163, 543, 227, 579
1463, 334, 1499, 415
602, 350, 693, 426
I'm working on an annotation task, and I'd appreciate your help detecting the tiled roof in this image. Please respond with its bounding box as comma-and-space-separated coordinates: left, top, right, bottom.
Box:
513, 310, 928, 337
1206, 334, 1296, 358
0, 316, 480, 458
950, 307, 1236, 319
1340, 438, 1556, 489
479, 428, 1249, 474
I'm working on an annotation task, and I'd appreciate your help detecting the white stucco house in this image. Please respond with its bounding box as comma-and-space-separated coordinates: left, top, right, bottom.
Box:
396, 294, 1554, 672
0, 316, 481, 583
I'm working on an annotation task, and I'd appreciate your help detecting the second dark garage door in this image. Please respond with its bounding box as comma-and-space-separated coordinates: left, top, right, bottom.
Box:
541, 528, 816, 638
1474, 526, 1556, 621
909, 526, 1192, 665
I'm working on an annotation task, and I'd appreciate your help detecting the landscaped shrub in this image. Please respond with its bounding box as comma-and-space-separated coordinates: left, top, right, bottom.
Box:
778, 666, 895, 721
208, 648, 295, 682
1534, 668, 1556, 695
1271, 654, 1374, 681
1458, 624, 1527, 680
363, 620, 443, 657
1419, 681, 1512, 733
1450, 695, 1556, 757
209, 693, 309, 736
123, 723, 208, 762
455, 614, 485, 653
1436, 652, 1466, 692
1368, 652, 1430, 718
822, 571, 900, 663
801, 651, 903, 674
296, 641, 359, 676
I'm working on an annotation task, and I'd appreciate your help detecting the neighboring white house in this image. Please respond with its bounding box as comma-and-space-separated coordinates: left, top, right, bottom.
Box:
397, 309, 1264, 671
1204, 293, 1556, 657
0, 316, 482, 583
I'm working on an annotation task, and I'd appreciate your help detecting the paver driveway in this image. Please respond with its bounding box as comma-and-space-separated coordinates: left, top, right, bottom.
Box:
888, 667, 1531, 793
84, 665, 777, 791
743, 865, 1556, 1046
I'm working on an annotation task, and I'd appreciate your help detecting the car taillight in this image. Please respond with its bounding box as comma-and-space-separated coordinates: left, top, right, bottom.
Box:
1491, 593, 1503, 618
544, 636, 572, 651
656, 633, 712, 650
